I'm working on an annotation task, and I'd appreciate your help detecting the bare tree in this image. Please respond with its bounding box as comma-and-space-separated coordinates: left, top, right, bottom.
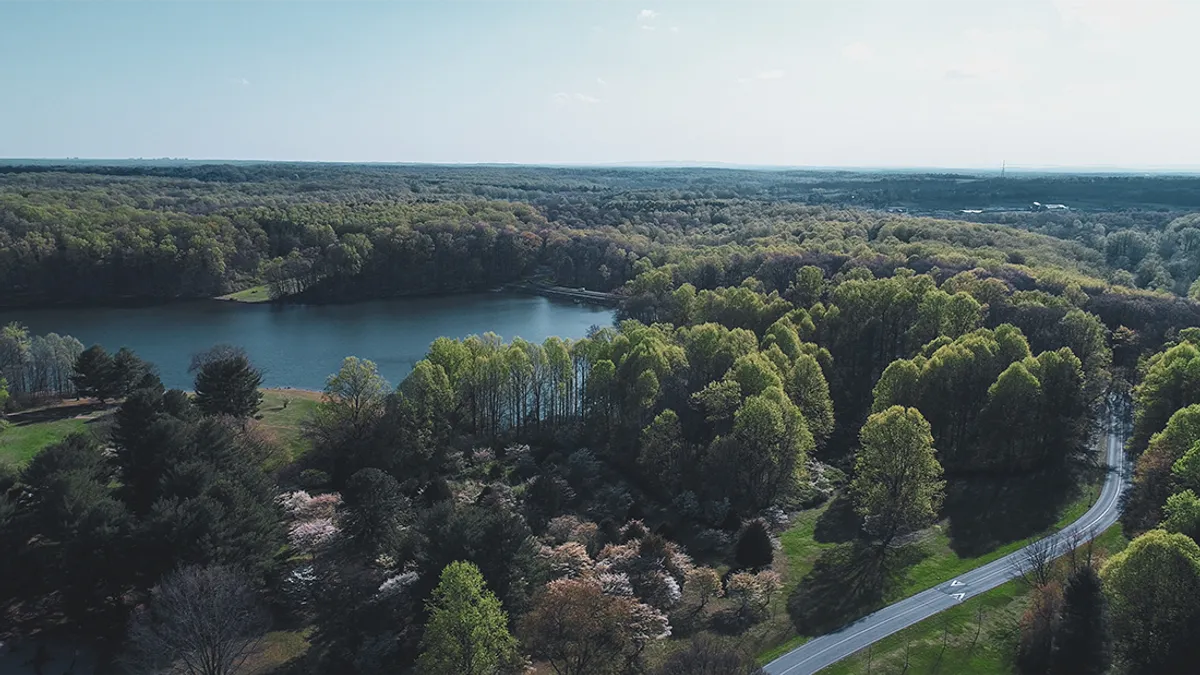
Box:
1012, 536, 1057, 589
125, 565, 269, 675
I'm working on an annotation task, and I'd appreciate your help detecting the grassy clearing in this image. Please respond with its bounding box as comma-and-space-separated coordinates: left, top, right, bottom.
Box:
216, 285, 272, 303
258, 389, 321, 465
0, 401, 113, 468
818, 524, 1130, 675
243, 629, 311, 675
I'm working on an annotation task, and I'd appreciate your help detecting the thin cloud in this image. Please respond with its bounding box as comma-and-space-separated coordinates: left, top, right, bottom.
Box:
737, 69, 786, 84
637, 8, 659, 30
670, 26, 680, 33
552, 92, 601, 105
841, 41, 874, 63
229, 77, 250, 86
1054, 0, 1176, 33
596, 77, 608, 86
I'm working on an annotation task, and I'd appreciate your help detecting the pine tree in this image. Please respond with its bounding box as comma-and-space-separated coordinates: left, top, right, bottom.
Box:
1050, 566, 1110, 674
71, 344, 115, 401
735, 518, 774, 570
193, 349, 263, 418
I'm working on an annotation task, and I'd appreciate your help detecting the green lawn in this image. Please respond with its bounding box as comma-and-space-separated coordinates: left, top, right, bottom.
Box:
818, 524, 1130, 675
0, 417, 89, 467
258, 389, 321, 466
216, 285, 272, 303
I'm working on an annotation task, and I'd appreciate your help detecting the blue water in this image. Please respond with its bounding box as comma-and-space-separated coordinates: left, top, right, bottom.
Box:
0, 293, 614, 390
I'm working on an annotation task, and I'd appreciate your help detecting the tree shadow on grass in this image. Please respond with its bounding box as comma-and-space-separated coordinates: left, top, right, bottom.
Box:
786, 541, 895, 635
813, 494, 862, 544
7, 401, 111, 427
942, 469, 1078, 558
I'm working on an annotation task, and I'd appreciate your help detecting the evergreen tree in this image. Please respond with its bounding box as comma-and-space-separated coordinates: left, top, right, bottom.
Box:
192, 347, 263, 418
72, 344, 115, 400
417, 561, 517, 675
734, 518, 774, 570
1050, 566, 1110, 675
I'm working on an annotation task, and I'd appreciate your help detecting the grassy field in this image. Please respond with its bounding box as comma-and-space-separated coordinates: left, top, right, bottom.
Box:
0, 401, 113, 468
818, 524, 1130, 675
258, 389, 321, 465
0, 390, 319, 471
215, 285, 272, 303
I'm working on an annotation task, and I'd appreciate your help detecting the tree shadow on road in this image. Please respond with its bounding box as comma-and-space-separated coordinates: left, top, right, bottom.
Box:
941, 469, 1079, 558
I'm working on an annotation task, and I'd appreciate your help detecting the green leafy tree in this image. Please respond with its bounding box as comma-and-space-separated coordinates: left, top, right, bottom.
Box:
1163, 490, 1200, 540
1101, 529, 1200, 673
0, 376, 8, 414
191, 346, 263, 418
637, 409, 688, 492
705, 388, 812, 512
980, 362, 1043, 469
1131, 332, 1200, 453
786, 353, 835, 447
306, 357, 391, 483
417, 561, 517, 675
852, 406, 944, 549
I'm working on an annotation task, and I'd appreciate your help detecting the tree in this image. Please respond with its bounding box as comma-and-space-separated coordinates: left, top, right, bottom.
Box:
125, 565, 269, 675
655, 635, 765, 675
191, 346, 263, 418
306, 357, 391, 483
338, 468, 409, 556
522, 578, 668, 675
1050, 565, 1110, 675
72, 344, 115, 400
417, 561, 518, 675
637, 409, 688, 492
852, 406, 944, 549
1163, 489, 1200, 540
1101, 529, 1200, 673
734, 518, 774, 570
111, 346, 151, 399
313, 356, 390, 443
0, 376, 8, 413
1018, 581, 1064, 675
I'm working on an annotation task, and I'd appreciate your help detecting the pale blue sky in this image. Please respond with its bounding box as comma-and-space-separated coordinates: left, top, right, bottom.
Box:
1, 0, 1195, 168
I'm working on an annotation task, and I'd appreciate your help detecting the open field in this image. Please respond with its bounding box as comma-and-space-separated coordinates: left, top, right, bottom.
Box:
0, 390, 319, 470
215, 285, 272, 303
0, 401, 113, 467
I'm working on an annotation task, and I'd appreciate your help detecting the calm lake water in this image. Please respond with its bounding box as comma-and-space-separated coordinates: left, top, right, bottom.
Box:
0, 293, 615, 391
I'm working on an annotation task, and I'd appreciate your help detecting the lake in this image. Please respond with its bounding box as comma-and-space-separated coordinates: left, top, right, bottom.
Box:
0, 293, 615, 391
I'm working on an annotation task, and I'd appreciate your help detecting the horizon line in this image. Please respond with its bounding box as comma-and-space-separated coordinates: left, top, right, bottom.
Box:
2, 157, 1200, 175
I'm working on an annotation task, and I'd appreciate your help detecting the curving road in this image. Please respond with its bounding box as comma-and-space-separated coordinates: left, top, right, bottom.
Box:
765, 403, 1131, 675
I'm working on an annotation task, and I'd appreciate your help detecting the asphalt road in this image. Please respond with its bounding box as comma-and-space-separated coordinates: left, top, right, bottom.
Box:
764, 405, 1130, 675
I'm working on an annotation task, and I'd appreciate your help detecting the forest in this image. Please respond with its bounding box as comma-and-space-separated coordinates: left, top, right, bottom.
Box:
3, 163, 1200, 674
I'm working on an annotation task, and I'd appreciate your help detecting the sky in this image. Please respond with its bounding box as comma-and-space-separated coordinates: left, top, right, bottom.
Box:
1, 0, 1197, 169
